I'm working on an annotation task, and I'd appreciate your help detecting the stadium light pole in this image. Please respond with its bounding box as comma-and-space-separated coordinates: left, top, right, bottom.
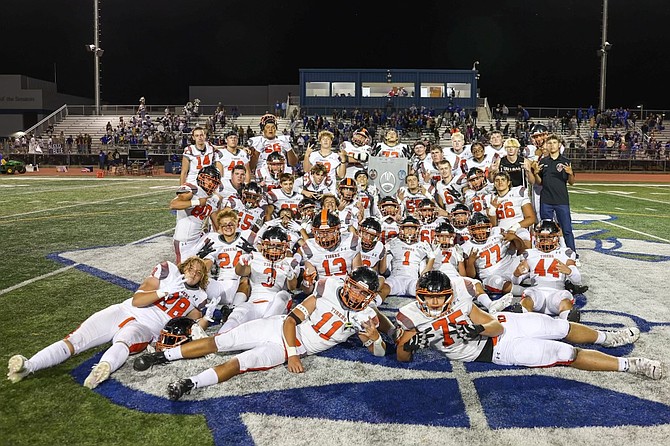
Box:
86, 0, 103, 115
598, 0, 609, 112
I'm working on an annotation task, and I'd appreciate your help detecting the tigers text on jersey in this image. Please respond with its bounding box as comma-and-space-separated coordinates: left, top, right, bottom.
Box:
361, 241, 386, 270
120, 261, 208, 334
183, 144, 220, 183
297, 277, 378, 355
386, 238, 435, 278
248, 251, 293, 298
396, 276, 487, 362
173, 184, 223, 243
522, 247, 576, 290
217, 148, 249, 180
461, 227, 516, 279
247, 134, 293, 169
488, 186, 530, 230
301, 232, 361, 278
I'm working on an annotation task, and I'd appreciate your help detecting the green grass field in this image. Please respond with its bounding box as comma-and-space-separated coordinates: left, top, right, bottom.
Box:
0, 176, 668, 446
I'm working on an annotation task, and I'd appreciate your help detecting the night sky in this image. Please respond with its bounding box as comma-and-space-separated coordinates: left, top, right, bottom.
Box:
3, 0, 669, 110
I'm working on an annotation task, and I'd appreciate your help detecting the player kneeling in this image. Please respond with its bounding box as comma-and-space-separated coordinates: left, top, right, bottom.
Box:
133, 266, 386, 400
395, 270, 663, 380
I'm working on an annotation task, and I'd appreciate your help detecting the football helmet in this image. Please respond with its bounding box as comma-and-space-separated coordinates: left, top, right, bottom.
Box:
379, 196, 400, 219
467, 167, 486, 192
534, 219, 561, 253
260, 113, 277, 130
267, 152, 286, 179
242, 182, 263, 209
312, 209, 341, 249
359, 217, 382, 251
196, 165, 221, 195
298, 197, 317, 221
530, 123, 549, 136
468, 212, 492, 243
260, 226, 289, 261
351, 128, 371, 147
338, 178, 357, 202
340, 266, 380, 311
415, 270, 454, 318
435, 221, 456, 248
156, 317, 194, 352
398, 216, 421, 244
416, 198, 438, 224
450, 203, 471, 229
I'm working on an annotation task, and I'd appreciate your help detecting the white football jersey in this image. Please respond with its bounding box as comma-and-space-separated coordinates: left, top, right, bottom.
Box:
377, 142, 409, 158
464, 186, 493, 214
308, 151, 342, 183
380, 217, 399, 244
294, 173, 336, 196
461, 227, 517, 279
217, 148, 249, 180
341, 141, 371, 178
297, 277, 378, 355
361, 241, 386, 270
387, 238, 435, 278
267, 188, 303, 218
301, 232, 361, 278
255, 165, 283, 192
200, 232, 246, 281
487, 186, 531, 230
182, 143, 220, 184
173, 183, 223, 243
522, 247, 576, 290
398, 186, 435, 216
247, 134, 293, 169
248, 251, 293, 299
435, 175, 467, 213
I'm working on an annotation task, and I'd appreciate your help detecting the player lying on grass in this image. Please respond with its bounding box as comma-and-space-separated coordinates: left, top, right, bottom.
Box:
7, 257, 210, 389
395, 270, 663, 380
133, 266, 386, 401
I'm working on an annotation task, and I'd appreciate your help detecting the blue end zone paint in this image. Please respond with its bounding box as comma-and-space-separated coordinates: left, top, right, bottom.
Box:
475, 375, 670, 428
574, 228, 670, 262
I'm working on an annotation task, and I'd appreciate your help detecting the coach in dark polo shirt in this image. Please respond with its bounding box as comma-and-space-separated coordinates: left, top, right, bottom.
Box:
532, 134, 577, 256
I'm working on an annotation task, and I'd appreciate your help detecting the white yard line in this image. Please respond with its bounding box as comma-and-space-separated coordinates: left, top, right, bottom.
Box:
571, 186, 670, 205
645, 208, 657, 211
601, 220, 670, 243
451, 362, 490, 430
576, 183, 670, 187
0, 229, 173, 296
615, 207, 625, 210
0, 190, 170, 219
584, 206, 594, 210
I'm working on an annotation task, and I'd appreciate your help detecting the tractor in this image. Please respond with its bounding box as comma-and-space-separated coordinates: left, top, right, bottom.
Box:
0, 160, 27, 174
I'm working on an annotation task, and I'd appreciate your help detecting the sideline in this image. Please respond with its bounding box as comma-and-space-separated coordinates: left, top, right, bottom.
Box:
0, 229, 173, 296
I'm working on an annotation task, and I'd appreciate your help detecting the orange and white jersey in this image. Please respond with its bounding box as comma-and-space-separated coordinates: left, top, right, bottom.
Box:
300, 232, 361, 278
247, 134, 293, 169
380, 217, 399, 244
248, 251, 292, 299
356, 189, 378, 219
308, 151, 342, 183
418, 218, 446, 244
224, 196, 266, 241
337, 202, 361, 233
361, 241, 386, 270
199, 232, 245, 281
377, 142, 409, 158
487, 186, 531, 231
435, 176, 467, 213
183, 143, 220, 184
522, 247, 576, 290
121, 261, 207, 333
387, 238, 435, 278
267, 189, 303, 217
396, 276, 486, 362
297, 277, 378, 355
255, 165, 283, 193
341, 141, 371, 178
464, 153, 497, 178
433, 245, 464, 279
444, 150, 467, 177
217, 148, 249, 180
173, 183, 223, 243
461, 227, 517, 279
294, 173, 336, 196
464, 187, 493, 214
398, 187, 435, 216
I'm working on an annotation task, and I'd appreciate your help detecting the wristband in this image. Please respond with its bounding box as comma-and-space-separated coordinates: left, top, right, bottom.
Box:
156, 290, 169, 299
190, 198, 200, 207
363, 338, 374, 347
372, 335, 385, 356
285, 346, 298, 357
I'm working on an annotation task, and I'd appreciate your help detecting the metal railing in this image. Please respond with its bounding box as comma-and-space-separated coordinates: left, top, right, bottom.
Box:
22, 104, 69, 136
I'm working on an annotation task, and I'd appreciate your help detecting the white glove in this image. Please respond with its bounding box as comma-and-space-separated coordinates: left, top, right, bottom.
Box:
190, 322, 208, 340
451, 244, 464, 263
204, 295, 222, 322
239, 253, 252, 266
508, 222, 521, 233
157, 274, 186, 298
280, 258, 297, 280
288, 220, 302, 233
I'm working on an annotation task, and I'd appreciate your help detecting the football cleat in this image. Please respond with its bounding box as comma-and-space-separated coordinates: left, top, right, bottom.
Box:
488, 293, 514, 314
628, 358, 663, 380
133, 351, 168, 372
7, 355, 30, 383
506, 303, 525, 313
565, 280, 589, 295
567, 308, 581, 322
168, 378, 195, 401
602, 327, 640, 348
83, 361, 111, 389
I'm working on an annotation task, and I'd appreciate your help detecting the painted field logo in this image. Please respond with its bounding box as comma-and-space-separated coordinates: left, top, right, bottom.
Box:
50, 231, 670, 446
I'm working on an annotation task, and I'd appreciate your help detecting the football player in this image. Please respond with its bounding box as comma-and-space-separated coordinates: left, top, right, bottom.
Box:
375, 128, 410, 158
256, 151, 288, 192
217, 130, 251, 182
341, 128, 372, 179
463, 166, 493, 215
228, 181, 268, 241
247, 114, 297, 172
512, 220, 585, 321
133, 267, 386, 401
354, 170, 379, 219
487, 171, 535, 236
303, 130, 346, 183
450, 203, 471, 245
7, 257, 209, 389
293, 163, 336, 200
396, 173, 435, 216
379, 216, 435, 300
170, 166, 223, 263
416, 198, 443, 244
395, 271, 662, 380
359, 217, 388, 277
215, 226, 297, 333
433, 220, 466, 279
378, 196, 401, 243
300, 210, 362, 293
266, 173, 303, 220
180, 127, 223, 185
